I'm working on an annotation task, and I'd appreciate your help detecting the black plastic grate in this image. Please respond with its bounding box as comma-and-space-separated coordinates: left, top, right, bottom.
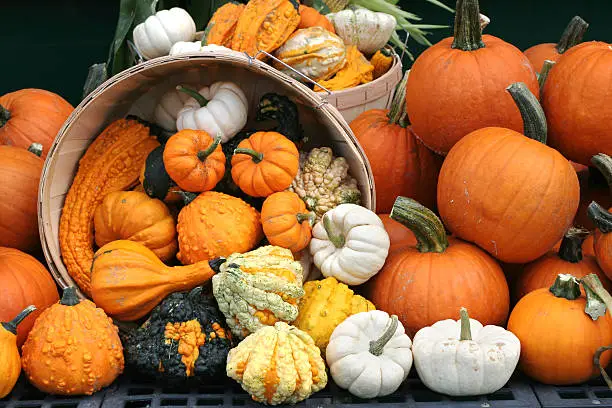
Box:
0, 378, 104, 408
533, 377, 612, 408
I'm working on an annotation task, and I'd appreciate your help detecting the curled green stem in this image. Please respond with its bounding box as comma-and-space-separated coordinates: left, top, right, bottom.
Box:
323, 215, 345, 248
176, 85, 209, 107
296, 212, 315, 226
369, 315, 399, 356
234, 148, 263, 164
390, 196, 448, 253
588, 202, 612, 234
1, 305, 37, 334
197, 135, 221, 161
591, 153, 612, 194
556, 16, 589, 54
506, 82, 548, 144
388, 71, 409, 126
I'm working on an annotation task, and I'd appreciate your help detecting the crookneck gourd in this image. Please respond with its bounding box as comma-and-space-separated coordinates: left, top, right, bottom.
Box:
91, 240, 221, 321
226, 322, 327, 405
123, 286, 232, 383
21, 287, 124, 395
315, 46, 374, 92
0, 305, 36, 398
293, 277, 375, 351
212, 246, 305, 338
202, 2, 245, 47
231, 0, 300, 58
59, 118, 159, 296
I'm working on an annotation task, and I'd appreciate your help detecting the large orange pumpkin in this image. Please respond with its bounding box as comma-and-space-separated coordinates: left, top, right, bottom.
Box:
438, 82, 580, 264
589, 202, 612, 279
541, 41, 612, 166
514, 228, 611, 302
351, 72, 440, 212
405, 0, 539, 155
0, 144, 43, 252
524, 16, 589, 73
0, 89, 73, 159
378, 214, 416, 252
508, 274, 612, 385
0, 248, 59, 347
366, 197, 509, 337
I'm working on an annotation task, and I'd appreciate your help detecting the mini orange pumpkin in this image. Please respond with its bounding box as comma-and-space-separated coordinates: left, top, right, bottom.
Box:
163, 129, 225, 192
231, 131, 299, 197
261, 191, 315, 253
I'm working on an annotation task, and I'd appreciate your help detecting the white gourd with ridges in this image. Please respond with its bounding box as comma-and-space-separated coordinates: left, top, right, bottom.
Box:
327, 8, 396, 55
133, 8, 196, 59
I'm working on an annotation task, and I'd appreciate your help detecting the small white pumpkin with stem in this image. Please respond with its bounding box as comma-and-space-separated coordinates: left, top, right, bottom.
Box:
309, 204, 390, 285
175, 83, 248, 143
326, 310, 413, 399
133, 8, 196, 59
413, 308, 521, 396
326, 8, 396, 56
154, 86, 195, 132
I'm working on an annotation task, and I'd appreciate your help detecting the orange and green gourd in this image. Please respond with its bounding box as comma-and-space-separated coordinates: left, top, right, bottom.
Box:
203, 2, 245, 47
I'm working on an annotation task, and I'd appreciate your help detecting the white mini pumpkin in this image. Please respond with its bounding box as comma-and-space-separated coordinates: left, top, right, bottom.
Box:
326, 8, 396, 55
133, 8, 196, 59
154, 87, 194, 131
168, 41, 237, 56
326, 310, 413, 399
175, 82, 248, 143
412, 308, 521, 397
309, 204, 390, 285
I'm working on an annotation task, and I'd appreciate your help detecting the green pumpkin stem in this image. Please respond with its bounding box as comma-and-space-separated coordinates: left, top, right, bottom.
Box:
177, 191, 199, 206
0, 104, 9, 128
451, 0, 485, 51
558, 228, 589, 263
390, 196, 449, 253
323, 215, 345, 248
27, 143, 43, 158
556, 16, 589, 54
60, 287, 81, 306
234, 148, 264, 164
588, 202, 612, 234
594, 345, 612, 390
388, 71, 409, 126
591, 153, 612, 194
369, 315, 399, 356
581, 274, 612, 320
459, 307, 472, 341
1, 305, 37, 335
538, 60, 556, 92
549, 274, 581, 300
197, 135, 222, 161
296, 212, 315, 226
176, 85, 209, 107
506, 82, 548, 144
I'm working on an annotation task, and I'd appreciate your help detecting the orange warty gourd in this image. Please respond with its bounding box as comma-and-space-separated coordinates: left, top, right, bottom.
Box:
163, 129, 225, 193
59, 118, 159, 296
508, 274, 612, 385
366, 197, 510, 337
438, 83, 580, 264
261, 191, 315, 253
91, 240, 220, 321
0, 88, 73, 158
298, 5, 335, 33
93, 191, 178, 262
231, 131, 299, 197
524, 16, 589, 73
0, 248, 59, 347
22, 287, 124, 395
177, 191, 263, 264
203, 2, 245, 47
351, 71, 439, 212
0, 144, 43, 252
541, 42, 612, 166
0, 306, 36, 398
378, 214, 417, 252
405, 0, 539, 154
514, 228, 611, 302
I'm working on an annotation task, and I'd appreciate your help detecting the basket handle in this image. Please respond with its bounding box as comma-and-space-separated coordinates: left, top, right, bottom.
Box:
127, 40, 145, 65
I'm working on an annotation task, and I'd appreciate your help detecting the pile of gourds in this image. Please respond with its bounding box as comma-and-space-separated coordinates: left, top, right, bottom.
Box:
2, 0, 612, 403
130, 0, 403, 91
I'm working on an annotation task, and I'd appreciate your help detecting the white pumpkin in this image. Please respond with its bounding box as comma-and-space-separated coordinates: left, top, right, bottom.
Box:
326, 8, 396, 55
326, 311, 413, 399
168, 41, 237, 56
154, 87, 194, 131
309, 204, 390, 285
413, 308, 521, 397
175, 82, 248, 143
133, 8, 196, 59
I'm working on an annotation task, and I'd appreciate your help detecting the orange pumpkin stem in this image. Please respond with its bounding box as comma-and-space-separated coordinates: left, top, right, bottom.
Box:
387, 71, 409, 126
176, 85, 209, 107
556, 16, 589, 54
369, 315, 399, 356
0, 104, 9, 128
538, 60, 556, 93
451, 0, 485, 51
591, 153, 612, 195
390, 196, 449, 253
589, 202, 612, 234
59, 286, 81, 306
558, 228, 589, 263
1, 305, 36, 335
197, 135, 222, 162
459, 307, 472, 341
506, 82, 548, 144
234, 147, 264, 164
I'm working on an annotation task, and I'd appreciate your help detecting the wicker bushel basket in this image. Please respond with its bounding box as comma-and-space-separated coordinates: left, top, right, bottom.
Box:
38, 50, 375, 295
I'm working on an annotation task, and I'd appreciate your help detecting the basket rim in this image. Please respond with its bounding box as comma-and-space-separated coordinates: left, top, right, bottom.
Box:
37, 51, 377, 297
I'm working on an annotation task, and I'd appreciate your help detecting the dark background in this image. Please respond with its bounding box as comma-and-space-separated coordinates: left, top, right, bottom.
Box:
1, 0, 610, 106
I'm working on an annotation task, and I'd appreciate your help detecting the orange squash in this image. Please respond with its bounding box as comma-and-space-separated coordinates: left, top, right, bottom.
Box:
261, 191, 314, 253
524, 16, 589, 73
0, 88, 73, 158
231, 131, 299, 197
298, 5, 335, 33
438, 83, 580, 264
405, 0, 539, 154
203, 2, 245, 47
366, 197, 509, 337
